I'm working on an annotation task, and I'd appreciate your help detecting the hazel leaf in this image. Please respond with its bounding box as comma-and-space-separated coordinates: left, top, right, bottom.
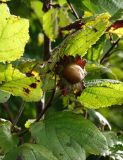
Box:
78, 79, 123, 109
49, 13, 110, 69
0, 4, 29, 62
0, 63, 42, 102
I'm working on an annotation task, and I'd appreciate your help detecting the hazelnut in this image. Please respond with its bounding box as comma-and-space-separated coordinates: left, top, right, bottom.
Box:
63, 64, 86, 84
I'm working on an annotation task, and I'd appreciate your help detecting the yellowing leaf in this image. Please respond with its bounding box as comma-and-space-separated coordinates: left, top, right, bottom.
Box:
0, 4, 29, 62
109, 27, 123, 37
0, 0, 10, 2
0, 64, 42, 102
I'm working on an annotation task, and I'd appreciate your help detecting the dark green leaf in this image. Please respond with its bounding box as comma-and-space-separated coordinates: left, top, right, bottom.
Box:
0, 119, 18, 154
85, 0, 123, 15
30, 111, 109, 159
3, 144, 58, 160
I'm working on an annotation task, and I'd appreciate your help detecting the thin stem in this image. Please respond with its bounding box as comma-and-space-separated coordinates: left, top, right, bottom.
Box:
13, 102, 25, 127
36, 88, 56, 122
67, 0, 79, 19
43, 0, 52, 60
36, 0, 52, 118
100, 38, 120, 64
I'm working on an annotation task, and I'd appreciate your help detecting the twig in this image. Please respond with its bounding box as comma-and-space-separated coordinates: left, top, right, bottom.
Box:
66, 0, 79, 19
17, 87, 56, 136
100, 38, 120, 64
60, 20, 84, 31
17, 128, 28, 137
43, 0, 52, 60
36, 88, 56, 122
13, 102, 25, 127
35, 0, 52, 118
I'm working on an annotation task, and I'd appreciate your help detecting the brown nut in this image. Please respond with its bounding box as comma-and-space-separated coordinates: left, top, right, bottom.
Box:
63, 64, 86, 84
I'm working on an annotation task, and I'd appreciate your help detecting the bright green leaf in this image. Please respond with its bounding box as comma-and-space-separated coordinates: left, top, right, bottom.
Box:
43, 8, 59, 41
57, 0, 67, 5
60, 13, 110, 57
87, 36, 106, 62
0, 4, 29, 62
25, 119, 35, 128
31, 0, 44, 24
0, 0, 10, 2
49, 13, 110, 69
58, 8, 71, 28
0, 63, 42, 102
30, 111, 109, 158
78, 79, 123, 109
0, 90, 10, 103
0, 119, 18, 154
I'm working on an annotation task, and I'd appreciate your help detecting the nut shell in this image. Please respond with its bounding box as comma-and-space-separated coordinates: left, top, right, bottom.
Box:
63, 64, 85, 84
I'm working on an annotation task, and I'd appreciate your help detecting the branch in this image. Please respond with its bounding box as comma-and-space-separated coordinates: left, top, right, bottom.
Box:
60, 20, 84, 31
66, 0, 79, 19
43, 0, 52, 60
36, 88, 56, 122
100, 38, 120, 64
36, 0, 52, 119
12, 102, 25, 128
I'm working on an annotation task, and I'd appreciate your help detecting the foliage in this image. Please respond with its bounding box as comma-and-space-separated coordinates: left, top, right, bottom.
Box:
0, 0, 123, 160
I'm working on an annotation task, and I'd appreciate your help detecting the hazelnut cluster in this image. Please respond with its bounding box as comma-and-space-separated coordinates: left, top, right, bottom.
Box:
55, 55, 87, 96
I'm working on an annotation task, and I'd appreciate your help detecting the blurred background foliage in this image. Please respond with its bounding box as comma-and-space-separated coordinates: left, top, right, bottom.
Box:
0, 0, 123, 147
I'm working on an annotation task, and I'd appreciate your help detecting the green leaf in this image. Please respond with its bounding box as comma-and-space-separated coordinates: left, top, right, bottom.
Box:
58, 8, 71, 28
3, 144, 58, 160
111, 9, 123, 20
0, 0, 10, 2
0, 91, 10, 103
57, 0, 67, 5
78, 79, 123, 109
0, 4, 29, 62
103, 132, 119, 148
86, 63, 116, 80
31, 0, 44, 24
30, 111, 108, 158
103, 132, 123, 160
60, 13, 110, 57
49, 13, 110, 69
87, 36, 106, 62
0, 63, 42, 102
43, 8, 59, 41
84, 0, 123, 16
0, 119, 18, 154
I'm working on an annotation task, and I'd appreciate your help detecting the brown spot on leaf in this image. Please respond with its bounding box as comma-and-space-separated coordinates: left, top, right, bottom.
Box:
29, 83, 37, 88
26, 72, 34, 77
23, 88, 30, 94
37, 80, 40, 82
